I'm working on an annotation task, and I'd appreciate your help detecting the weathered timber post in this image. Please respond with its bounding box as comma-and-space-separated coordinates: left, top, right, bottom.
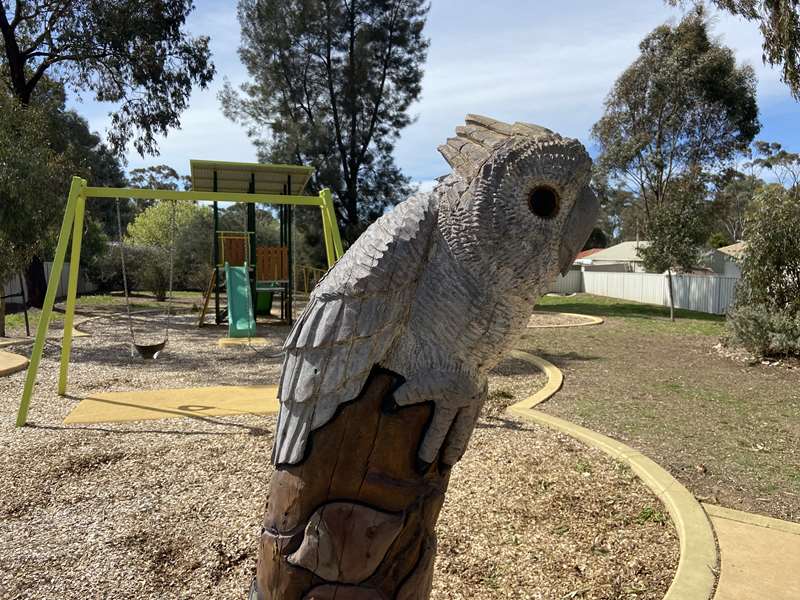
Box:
251, 115, 600, 599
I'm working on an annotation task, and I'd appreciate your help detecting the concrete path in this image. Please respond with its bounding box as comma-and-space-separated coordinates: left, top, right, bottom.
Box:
705, 504, 800, 600
0, 350, 28, 377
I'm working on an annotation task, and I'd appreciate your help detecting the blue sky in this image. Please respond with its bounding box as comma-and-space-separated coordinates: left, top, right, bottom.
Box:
68, 0, 799, 189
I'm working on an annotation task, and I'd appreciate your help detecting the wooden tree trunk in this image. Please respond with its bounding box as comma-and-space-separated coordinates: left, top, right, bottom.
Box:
252, 371, 451, 600
0, 285, 6, 337
25, 256, 47, 309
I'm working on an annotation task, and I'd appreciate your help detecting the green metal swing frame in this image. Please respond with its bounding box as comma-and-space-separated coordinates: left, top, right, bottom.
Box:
15, 175, 344, 427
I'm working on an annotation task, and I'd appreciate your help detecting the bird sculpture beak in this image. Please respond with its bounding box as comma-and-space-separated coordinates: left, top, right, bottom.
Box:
558, 186, 599, 276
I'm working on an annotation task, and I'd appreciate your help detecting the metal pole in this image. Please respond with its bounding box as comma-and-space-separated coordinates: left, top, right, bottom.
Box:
57, 192, 87, 395
322, 189, 344, 260
213, 170, 221, 324
248, 172, 257, 316
287, 174, 293, 325
18, 273, 30, 336
17, 177, 83, 426
280, 185, 286, 322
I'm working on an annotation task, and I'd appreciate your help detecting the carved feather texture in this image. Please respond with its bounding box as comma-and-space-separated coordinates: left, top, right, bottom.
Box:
437, 114, 559, 181
272, 114, 597, 468
272, 193, 438, 465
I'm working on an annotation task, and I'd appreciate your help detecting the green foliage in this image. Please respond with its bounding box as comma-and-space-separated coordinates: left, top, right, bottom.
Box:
636, 506, 668, 525
708, 231, 733, 248
669, 0, 800, 99
737, 185, 800, 312
709, 167, 763, 243
0, 94, 71, 286
591, 171, 638, 243
219, 204, 280, 247
727, 184, 800, 357
221, 0, 429, 245
638, 176, 708, 273
0, 0, 215, 155
592, 9, 760, 231
125, 201, 213, 294
750, 140, 800, 187
727, 304, 800, 357
129, 165, 192, 191
583, 227, 608, 250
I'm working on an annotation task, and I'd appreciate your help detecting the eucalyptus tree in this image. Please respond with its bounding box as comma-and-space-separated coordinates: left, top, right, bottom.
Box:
592, 8, 760, 232
1, 0, 214, 305
669, 0, 800, 98
222, 0, 429, 243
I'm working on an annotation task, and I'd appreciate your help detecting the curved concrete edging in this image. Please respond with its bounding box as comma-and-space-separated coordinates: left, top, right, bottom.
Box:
527, 311, 604, 328
0, 350, 29, 377
506, 350, 718, 600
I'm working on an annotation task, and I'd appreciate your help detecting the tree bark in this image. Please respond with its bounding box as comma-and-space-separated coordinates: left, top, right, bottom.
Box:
0, 284, 6, 337
253, 371, 450, 600
25, 256, 47, 309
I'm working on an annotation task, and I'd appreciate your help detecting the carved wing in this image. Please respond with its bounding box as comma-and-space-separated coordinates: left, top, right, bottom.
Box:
272, 193, 438, 465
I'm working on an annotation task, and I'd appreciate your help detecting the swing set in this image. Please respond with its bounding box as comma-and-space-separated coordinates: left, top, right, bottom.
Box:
16, 163, 344, 427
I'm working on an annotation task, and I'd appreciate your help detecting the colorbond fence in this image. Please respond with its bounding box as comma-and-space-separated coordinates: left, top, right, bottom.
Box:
2, 263, 96, 308
549, 270, 739, 315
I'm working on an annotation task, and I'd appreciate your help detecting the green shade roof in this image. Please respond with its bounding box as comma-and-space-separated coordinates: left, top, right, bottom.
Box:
189, 160, 314, 196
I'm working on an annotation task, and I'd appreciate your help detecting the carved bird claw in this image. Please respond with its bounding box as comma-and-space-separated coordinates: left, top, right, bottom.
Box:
391, 370, 488, 468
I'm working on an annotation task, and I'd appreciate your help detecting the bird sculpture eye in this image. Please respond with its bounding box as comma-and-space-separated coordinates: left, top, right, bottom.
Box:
527, 186, 560, 219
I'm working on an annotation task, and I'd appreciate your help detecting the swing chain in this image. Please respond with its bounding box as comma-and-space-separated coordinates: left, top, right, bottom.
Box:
115, 198, 178, 356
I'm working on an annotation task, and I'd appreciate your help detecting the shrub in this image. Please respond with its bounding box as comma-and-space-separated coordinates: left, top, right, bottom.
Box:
737, 185, 800, 314
727, 304, 800, 358
129, 245, 173, 301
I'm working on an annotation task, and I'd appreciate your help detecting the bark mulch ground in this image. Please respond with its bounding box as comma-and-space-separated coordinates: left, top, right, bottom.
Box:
0, 305, 678, 599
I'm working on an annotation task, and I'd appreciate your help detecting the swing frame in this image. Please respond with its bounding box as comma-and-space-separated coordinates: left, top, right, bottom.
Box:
15, 175, 344, 427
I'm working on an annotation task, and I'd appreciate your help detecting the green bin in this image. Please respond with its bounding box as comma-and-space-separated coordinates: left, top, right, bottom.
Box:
256, 291, 273, 316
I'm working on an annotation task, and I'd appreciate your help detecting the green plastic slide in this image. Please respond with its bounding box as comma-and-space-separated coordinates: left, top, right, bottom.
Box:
225, 262, 256, 338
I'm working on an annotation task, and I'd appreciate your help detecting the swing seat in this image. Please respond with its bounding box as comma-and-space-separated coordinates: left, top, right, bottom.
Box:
135, 341, 167, 360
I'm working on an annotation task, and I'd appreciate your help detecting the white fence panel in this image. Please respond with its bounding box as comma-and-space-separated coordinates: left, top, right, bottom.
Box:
548, 269, 582, 294
1, 273, 26, 301
2, 262, 97, 305
580, 270, 738, 315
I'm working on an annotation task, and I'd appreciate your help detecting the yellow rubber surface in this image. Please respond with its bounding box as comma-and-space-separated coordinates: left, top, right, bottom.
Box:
0, 350, 29, 377
217, 337, 270, 347
64, 385, 279, 424
508, 350, 718, 600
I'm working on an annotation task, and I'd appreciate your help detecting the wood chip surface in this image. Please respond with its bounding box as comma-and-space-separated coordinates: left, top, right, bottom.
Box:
0, 314, 678, 598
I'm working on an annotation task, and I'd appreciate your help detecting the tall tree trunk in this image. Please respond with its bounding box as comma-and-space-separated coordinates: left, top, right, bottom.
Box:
25, 256, 47, 309
252, 371, 449, 600
0, 284, 5, 337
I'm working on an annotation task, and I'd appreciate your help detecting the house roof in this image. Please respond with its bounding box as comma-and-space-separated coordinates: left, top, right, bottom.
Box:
584, 241, 651, 262
575, 248, 604, 260
189, 160, 314, 195
717, 241, 747, 258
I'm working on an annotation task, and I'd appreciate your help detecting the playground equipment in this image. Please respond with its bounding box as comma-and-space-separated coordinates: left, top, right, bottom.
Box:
15, 163, 344, 427
225, 262, 257, 338
114, 197, 177, 359
194, 160, 306, 329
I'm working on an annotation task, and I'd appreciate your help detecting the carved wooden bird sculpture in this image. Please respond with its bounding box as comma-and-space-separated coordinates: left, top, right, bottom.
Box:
254, 115, 599, 600
274, 114, 598, 468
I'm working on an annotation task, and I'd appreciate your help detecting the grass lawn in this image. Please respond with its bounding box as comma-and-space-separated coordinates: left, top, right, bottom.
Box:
524, 293, 800, 522
2, 291, 203, 337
